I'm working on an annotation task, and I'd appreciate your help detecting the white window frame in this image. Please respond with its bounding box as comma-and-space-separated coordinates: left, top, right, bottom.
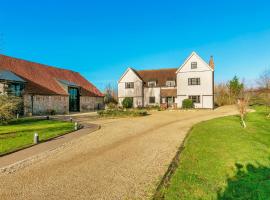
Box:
188, 78, 200, 85
188, 95, 200, 103
166, 80, 176, 87
125, 82, 134, 89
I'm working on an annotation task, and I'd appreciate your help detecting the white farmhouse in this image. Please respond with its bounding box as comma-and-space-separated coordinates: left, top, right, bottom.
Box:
118, 52, 215, 109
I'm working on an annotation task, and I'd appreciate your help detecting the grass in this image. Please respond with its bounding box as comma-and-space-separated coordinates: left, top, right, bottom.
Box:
155, 106, 270, 200
0, 118, 74, 155
98, 109, 148, 118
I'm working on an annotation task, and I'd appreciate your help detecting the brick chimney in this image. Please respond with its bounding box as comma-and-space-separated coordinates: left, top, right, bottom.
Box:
209, 56, 215, 70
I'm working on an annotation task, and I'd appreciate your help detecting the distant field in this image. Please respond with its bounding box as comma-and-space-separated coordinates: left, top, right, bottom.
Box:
156, 106, 270, 200
0, 118, 74, 155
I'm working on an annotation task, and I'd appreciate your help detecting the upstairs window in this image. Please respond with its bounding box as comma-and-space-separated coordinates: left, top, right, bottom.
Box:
188, 78, 200, 85
166, 80, 176, 87
189, 95, 200, 103
191, 62, 197, 69
125, 82, 134, 89
7, 83, 24, 97
149, 97, 155, 104
148, 81, 156, 87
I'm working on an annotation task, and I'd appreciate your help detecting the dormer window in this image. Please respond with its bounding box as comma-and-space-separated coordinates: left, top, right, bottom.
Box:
191, 62, 197, 69
7, 82, 24, 97
148, 81, 156, 87
166, 80, 176, 87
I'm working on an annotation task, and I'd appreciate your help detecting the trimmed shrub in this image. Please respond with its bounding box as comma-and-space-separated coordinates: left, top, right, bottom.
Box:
122, 97, 133, 108
98, 109, 148, 117
182, 99, 194, 109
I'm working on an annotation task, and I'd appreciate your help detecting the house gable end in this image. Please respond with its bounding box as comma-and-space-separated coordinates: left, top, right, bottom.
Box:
118, 68, 142, 83
176, 52, 214, 73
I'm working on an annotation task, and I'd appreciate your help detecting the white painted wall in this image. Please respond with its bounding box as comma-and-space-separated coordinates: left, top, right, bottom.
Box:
176, 52, 214, 108
144, 87, 160, 106
118, 68, 143, 107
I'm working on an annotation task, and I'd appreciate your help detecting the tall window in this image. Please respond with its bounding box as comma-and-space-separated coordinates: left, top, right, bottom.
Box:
188, 78, 200, 85
166, 80, 176, 87
189, 95, 200, 103
149, 97, 155, 104
148, 81, 156, 87
125, 82, 134, 88
7, 83, 24, 97
191, 62, 197, 69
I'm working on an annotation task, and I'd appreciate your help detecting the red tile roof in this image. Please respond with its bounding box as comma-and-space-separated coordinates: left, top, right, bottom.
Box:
136, 68, 177, 87
0, 54, 103, 97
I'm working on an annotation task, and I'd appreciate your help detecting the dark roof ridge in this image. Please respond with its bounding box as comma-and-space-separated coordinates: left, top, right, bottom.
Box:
136, 67, 178, 72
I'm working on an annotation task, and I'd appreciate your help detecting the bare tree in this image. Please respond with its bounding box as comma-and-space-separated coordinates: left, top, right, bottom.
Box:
256, 69, 270, 117
104, 84, 118, 104
257, 69, 270, 89
237, 94, 250, 128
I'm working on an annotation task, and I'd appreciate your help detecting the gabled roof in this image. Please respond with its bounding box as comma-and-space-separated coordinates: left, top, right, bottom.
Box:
176, 51, 214, 73
137, 68, 177, 87
0, 69, 26, 82
0, 54, 103, 97
118, 67, 143, 83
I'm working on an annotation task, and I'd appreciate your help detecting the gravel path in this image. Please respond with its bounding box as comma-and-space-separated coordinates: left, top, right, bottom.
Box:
0, 106, 238, 200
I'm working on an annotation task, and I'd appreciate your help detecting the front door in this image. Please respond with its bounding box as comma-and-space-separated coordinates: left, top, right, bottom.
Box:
69, 87, 80, 112
167, 97, 174, 107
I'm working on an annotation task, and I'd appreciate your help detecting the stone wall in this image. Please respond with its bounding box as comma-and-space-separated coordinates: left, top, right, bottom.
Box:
24, 94, 69, 115
80, 96, 104, 111
0, 83, 4, 95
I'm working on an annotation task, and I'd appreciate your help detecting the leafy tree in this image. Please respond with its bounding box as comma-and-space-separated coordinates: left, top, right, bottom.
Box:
0, 95, 22, 124
122, 97, 133, 108
227, 76, 244, 103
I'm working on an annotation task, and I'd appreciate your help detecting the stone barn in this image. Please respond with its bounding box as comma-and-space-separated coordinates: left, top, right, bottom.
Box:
0, 54, 104, 115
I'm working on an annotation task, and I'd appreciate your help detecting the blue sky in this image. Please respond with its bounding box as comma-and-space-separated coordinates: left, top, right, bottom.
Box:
1, 0, 270, 90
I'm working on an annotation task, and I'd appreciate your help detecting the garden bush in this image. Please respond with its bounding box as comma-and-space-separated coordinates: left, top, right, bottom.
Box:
182, 99, 194, 109
0, 95, 22, 124
122, 97, 133, 108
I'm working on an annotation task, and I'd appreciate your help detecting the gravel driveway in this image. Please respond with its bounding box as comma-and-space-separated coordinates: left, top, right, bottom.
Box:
0, 106, 238, 200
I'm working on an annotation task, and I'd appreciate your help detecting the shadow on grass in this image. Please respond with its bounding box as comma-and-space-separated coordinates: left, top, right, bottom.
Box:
218, 163, 270, 200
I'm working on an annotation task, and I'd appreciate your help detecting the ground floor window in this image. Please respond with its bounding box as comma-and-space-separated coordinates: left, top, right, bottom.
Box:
149, 97, 155, 104
189, 95, 200, 103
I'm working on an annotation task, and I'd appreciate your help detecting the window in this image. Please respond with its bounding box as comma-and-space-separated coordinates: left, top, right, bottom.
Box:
191, 62, 197, 69
166, 80, 176, 87
7, 83, 24, 97
148, 81, 156, 87
125, 82, 134, 88
188, 78, 200, 85
149, 97, 155, 104
189, 95, 200, 103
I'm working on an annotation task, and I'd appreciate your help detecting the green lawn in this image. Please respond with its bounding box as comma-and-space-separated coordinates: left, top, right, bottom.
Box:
0, 118, 74, 155
156, 106, 270, 200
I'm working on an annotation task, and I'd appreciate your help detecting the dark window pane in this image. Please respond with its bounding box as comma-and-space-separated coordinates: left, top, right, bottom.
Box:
149, 97, 155, 103
191, 62, 197, 69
